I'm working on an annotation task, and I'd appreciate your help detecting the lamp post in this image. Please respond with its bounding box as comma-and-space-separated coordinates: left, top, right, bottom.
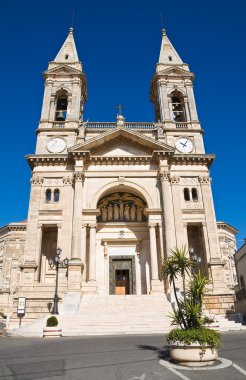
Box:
189, 246, 201, 272
48, 247, 69, 315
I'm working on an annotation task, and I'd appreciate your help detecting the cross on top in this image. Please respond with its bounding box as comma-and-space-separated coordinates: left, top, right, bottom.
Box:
115, 104, 125, 115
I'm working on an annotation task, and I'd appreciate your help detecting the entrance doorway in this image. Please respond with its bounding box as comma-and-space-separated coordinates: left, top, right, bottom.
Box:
109, 256, 136, 295
115, 270, 130, 295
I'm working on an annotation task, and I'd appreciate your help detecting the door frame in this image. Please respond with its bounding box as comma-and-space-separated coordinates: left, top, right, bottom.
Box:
109, 255, 136, 295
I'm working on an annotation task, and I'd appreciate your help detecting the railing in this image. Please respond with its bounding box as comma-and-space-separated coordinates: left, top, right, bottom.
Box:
235, 288, 246, 301
86, 122, 155, 130
175, 122, 189, 129
53, 121, 65, 128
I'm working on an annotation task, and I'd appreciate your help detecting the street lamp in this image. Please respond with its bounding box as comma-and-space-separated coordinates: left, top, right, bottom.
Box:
48, 247, 69, 315
189, 246, 202, 267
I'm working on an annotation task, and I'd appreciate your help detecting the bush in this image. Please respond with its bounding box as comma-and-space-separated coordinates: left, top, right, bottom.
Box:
46, 316, 58, 327
167, 328, 222, 352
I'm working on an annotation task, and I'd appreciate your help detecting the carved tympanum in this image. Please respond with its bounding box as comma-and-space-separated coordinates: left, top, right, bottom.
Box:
97, 192, 147, 223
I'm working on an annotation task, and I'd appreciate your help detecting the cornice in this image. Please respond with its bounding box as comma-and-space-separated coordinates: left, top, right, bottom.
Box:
217, 221, 238, 235
26, 154, 72, 169
36, 127, 79, 134
170, 154, 215, 168
0, 223, 27, 235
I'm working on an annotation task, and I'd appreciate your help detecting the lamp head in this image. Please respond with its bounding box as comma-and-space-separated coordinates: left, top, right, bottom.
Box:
56, 247, 62, 256
63, 257, 69, 267
48, 258, 53, 267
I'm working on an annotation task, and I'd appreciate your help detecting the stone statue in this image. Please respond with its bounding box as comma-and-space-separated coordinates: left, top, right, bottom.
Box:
102, 206, 107, 222
137, 206, 143, 222
117, 114, 125, 126
124, 204, 130, 221
114, 203, 119, 220
119, 200, 124, 220
108, 204, 113, 221
130, 204, 136, 221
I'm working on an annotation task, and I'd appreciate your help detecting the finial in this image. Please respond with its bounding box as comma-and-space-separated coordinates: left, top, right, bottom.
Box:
69, 27, 74, 34
162, 29, 166, 36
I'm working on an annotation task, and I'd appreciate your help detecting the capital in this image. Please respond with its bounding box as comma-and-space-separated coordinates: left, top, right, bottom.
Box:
158, 171, 169, 182
63, 175, 73, 185
148, 222, 157, 229
170, 175, 180, 184
74, 171, 84, 182
199, 175, 211, 185
30, 174, 44, 186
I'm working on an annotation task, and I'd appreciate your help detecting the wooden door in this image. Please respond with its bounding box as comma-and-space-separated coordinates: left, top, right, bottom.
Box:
115, 270, 130, 295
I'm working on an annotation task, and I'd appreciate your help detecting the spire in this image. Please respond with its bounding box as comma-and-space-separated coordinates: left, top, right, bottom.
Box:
158, 29, 183, 65
54, 27, 79, 63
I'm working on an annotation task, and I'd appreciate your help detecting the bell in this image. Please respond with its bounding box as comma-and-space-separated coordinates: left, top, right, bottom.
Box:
56, 111, 65, 121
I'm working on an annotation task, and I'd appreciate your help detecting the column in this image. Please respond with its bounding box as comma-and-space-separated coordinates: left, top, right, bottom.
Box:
81, 224, 87, 280
158, 81, 171, 121
135, 244, 142, 295
71, 171, 84, 260
184, 98, 191, 122
199, 176, 227, 292
186, 85, 198, 121
149, 224, 163, 293
68, 171, 84, 291
89, 224, 97, 282
35, 224, 43, 282
159, 171, 176, 256
170, 175, 186, 248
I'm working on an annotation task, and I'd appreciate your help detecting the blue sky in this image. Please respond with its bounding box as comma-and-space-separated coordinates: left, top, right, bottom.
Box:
0, 0, 245, 247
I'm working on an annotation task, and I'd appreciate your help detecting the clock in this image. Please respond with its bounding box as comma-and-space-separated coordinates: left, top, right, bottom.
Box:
47, 138, 66, 153
175, 138, 194, 153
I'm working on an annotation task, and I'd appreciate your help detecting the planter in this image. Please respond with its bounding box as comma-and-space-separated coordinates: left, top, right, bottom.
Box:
170, 341, 218, 367
43, 326, 62, 338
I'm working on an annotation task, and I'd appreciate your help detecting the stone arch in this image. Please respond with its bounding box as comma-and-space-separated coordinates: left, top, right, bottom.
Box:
90, 180, 153, 209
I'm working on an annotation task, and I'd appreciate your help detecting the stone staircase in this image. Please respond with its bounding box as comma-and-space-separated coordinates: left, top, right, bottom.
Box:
61, 295, 172, 336
6, 294, 246, 337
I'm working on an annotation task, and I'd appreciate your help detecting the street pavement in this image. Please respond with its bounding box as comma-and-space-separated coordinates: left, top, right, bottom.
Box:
0, 332, 246, 379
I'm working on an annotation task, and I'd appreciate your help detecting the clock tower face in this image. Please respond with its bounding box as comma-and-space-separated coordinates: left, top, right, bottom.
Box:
175, 138, 194, 153
47, 138, 66, 153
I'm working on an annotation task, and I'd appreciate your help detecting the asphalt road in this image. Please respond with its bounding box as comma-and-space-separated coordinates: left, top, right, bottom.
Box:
0, 332, 246, 380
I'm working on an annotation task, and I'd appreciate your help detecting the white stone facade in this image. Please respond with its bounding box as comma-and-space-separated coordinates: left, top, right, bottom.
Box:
0, 28, 238, 324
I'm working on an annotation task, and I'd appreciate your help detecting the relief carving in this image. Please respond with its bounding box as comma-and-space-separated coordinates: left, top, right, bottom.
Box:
31, 174, 44, 185
97, 192, 147, 223
74, 171, 84, 182
170, 175, 181, 184
62, 175, 73, 185
199, 176, 212, 185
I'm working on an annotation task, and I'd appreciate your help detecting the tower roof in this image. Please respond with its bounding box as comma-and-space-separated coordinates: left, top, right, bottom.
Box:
54, 27, 79, 63
158, 29, 183, 65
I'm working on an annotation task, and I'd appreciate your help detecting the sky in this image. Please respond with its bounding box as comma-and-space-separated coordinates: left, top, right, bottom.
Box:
0, 0, 245, 247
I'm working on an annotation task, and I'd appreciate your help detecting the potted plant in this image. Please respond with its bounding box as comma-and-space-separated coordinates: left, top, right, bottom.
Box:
161, 247, 221, 367
43, 316, 62, 338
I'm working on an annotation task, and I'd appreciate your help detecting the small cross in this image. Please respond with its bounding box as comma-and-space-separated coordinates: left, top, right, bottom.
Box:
115, 104, 125, 115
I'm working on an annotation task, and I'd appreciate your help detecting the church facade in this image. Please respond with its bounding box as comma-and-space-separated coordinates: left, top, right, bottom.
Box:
0, 28, 237, 326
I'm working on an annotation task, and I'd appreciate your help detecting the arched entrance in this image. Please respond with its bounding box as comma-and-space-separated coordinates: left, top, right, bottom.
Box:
96, 191, 150, 295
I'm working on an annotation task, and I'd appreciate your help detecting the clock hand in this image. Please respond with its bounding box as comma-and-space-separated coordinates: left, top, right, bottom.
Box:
183, 139, 188, 147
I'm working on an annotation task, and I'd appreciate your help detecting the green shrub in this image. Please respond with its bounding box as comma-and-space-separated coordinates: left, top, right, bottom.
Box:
167, 328, 222, 352
46, 316, 58, 327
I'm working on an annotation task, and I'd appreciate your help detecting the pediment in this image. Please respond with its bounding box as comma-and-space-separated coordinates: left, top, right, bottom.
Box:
69, 126, 174, 157
158, 67, 193, 78
44, 65, 82, 76
91, 137, 152, 156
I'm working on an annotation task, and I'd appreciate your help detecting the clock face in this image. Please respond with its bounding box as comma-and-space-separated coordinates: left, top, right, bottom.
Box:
47, 138, 66, 153
175, 138, 194, 153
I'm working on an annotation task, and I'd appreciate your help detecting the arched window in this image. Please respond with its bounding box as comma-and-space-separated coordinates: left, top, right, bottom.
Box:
184, 188, 190, 201
171, 92, 186, 122
55, 90, 68, 121
46, 189, 52, 202
54, 189, 60, 203
191, 188, 198, 201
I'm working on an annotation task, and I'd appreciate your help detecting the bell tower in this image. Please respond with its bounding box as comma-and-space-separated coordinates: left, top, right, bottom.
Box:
150, 29, 205, 154
36, 28, 87, 154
